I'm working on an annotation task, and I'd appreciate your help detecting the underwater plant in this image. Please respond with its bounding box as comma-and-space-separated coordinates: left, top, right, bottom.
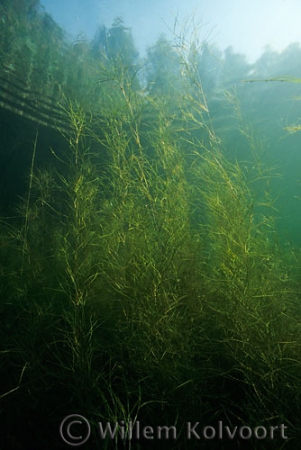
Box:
1, 7, 301, 449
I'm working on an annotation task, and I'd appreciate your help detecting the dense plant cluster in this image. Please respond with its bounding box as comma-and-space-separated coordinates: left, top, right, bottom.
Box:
1, 1, 301, 449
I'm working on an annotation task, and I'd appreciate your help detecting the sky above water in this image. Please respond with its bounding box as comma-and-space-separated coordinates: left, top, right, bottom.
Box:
41, 0, 301, 62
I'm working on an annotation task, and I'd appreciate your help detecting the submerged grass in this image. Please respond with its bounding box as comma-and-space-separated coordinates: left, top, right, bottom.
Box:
1, 31, 301, 450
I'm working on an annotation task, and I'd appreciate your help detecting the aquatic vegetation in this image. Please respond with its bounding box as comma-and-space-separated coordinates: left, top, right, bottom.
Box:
1, 4, 301, 449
